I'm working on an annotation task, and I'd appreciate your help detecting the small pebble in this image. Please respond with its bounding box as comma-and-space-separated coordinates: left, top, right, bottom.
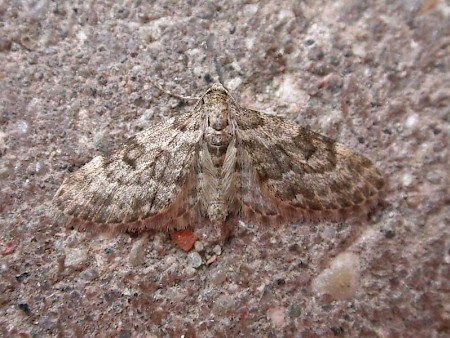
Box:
93, 131, 113, 153
64, 248, 88, 269
227, 77, 243, 91
194, 241, 204, 252
212, 245, 222, 255
80, 268, 99, 281
135, 109, 155, 129
0, 165, 10, 180
16, 120, 29, 135
187, 251, 202, 269
426, 170, 442, 184
287, 304, 301, 317
405, 114, 418, 128
184, 266, 197, 278
401, 173, 413, 187
129, 234, 149, 266
211, 268, 227, 285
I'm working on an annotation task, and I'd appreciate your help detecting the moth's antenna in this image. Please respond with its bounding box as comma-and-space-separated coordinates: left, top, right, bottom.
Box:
214, 56, 225, 87
150, 79, 201, 101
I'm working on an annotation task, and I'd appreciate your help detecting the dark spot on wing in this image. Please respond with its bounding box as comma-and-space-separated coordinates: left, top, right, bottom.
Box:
236, 109, 265, 129
122, 138, 146, 169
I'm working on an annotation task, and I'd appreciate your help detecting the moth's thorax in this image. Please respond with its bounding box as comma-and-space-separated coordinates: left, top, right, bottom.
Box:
199, 88, 236, 226
203, 91, 233, 167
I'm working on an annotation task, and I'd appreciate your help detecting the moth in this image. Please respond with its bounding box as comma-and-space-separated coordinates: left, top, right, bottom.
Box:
53, 83, 385, 243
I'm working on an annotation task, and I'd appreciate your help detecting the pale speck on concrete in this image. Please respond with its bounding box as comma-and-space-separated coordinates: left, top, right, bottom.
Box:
312, 253, 360, 300
401, 173, 414, 187
15, 120, 29, 135
226, 77, 243, 91
64, 248, 88, 270
405, 114, 418, 129
267, 306, 286, 328
276, 75, 309, 106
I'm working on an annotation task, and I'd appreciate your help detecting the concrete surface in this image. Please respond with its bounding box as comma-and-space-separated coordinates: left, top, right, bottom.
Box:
0, 1, 449, 337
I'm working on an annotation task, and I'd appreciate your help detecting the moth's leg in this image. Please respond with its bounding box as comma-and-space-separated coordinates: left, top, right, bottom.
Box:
218, 221, 234, 244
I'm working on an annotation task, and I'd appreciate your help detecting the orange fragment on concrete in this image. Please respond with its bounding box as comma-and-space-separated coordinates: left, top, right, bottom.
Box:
206, 254, 217, 265
170, 230, 198, 252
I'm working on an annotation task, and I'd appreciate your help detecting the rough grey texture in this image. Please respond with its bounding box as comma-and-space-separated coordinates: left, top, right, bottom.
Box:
0, 1, 449, 337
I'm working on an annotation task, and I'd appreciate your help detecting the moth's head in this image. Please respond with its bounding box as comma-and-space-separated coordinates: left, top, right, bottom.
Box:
201, 83, 229, 107
207, 83, 227, 94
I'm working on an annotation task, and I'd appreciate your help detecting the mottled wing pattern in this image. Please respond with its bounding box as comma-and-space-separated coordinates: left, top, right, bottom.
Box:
53, 111, 204, 233
235, 108, 385, 225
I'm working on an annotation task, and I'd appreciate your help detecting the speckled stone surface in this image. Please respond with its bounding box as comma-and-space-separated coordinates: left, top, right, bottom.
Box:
0, 1, 449, 337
